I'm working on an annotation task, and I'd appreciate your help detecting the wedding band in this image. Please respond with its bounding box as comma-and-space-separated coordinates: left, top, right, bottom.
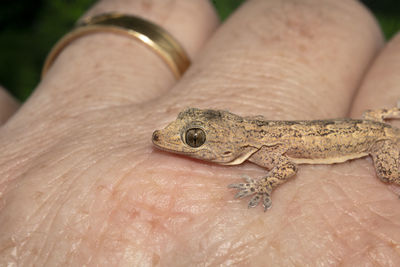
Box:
42, 13, 190, 78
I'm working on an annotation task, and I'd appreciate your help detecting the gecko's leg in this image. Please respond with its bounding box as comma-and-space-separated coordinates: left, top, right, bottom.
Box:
229, 147, 297, 211
362, 107, 400, 122
370, 140, 400, 185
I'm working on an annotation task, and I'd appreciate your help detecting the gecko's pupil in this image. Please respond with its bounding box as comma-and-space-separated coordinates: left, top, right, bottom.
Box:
185, 128, 206, 148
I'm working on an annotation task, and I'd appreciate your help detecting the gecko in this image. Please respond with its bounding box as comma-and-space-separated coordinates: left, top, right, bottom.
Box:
152, 107, 400, 211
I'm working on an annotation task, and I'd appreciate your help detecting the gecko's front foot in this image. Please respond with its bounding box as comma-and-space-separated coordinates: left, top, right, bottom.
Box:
228, 176, 272, 211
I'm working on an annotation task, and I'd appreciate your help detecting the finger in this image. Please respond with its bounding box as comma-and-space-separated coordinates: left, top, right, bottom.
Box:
0, 86, 19, 125
163, 0, 383, 119
350, 33, 400, 118
33, 0, 218, 111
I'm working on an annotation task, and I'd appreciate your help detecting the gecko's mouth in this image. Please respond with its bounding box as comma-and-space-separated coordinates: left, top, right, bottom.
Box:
152, 130, 176, 148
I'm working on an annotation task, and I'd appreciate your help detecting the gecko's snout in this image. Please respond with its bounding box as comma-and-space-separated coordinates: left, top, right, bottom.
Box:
152, 130, 160, 143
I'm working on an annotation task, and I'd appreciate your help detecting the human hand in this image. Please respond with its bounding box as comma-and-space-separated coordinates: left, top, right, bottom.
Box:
1, 0, 400, 265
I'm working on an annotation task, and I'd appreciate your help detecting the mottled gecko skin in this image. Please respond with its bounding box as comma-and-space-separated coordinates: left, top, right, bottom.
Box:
152, 107, 400, 211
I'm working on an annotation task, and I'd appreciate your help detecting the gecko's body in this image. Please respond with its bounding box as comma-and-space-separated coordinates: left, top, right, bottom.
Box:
152, 107, 400, 211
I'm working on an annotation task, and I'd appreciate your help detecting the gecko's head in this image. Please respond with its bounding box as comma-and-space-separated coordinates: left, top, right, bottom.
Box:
152, 108, 258, 164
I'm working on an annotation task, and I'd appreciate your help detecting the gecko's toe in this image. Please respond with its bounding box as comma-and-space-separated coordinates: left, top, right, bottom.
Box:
263, 195, 272, 211
228, 183, 243, 189
234, 189, 253, 199
248, 194, 261, 208
229, 176, 272, 211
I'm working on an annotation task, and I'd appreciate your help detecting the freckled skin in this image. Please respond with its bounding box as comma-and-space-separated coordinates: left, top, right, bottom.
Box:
152, 107, 400, 211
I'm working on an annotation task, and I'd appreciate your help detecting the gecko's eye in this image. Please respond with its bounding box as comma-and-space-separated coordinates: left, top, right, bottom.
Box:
185, 128, 206, 148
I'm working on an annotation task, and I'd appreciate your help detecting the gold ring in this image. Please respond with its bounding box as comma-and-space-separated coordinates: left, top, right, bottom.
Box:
42, 13, 190, 79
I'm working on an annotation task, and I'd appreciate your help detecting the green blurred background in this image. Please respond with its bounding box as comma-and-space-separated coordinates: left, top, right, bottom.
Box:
1, 0, 399, 101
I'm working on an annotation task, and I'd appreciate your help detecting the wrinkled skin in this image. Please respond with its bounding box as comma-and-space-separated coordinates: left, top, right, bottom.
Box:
1, 0, 400, 265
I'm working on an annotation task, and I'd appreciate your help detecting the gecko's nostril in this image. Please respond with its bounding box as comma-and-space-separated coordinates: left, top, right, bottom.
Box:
152, 130, 160, 142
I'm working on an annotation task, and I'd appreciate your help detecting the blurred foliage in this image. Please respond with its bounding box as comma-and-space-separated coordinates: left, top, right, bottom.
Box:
0, 0, 96, 100
0, 0, 399, 101
211, 0, 244, 20
362, 0, 400, 38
